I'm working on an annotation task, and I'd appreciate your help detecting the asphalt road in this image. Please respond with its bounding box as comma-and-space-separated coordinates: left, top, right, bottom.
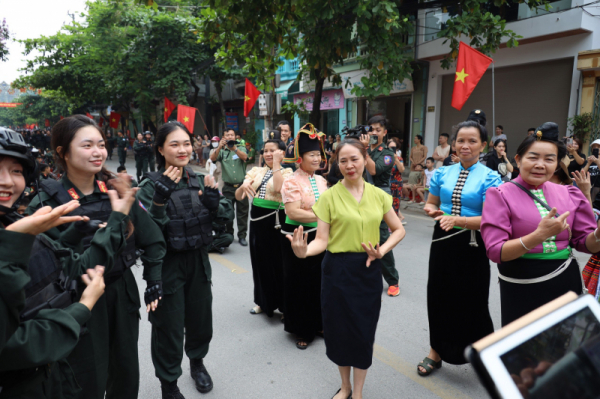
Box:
106, 153, 592, 399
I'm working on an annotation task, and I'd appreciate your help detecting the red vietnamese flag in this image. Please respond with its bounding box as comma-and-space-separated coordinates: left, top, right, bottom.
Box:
244, 79, 261, 117
177, 104, 196, 133
86, 112, 93, 119
60, 116, 64, 120
45, 119, 50, 127
109, 113, 121, 128
164, 97, 176, 122
99, 118, 104, 127
451, 42, 493, 111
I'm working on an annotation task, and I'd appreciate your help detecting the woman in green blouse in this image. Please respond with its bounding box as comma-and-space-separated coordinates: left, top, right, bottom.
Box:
288, 140, 405, 399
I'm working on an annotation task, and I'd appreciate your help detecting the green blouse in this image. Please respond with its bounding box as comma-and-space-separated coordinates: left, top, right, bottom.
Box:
312, 180, 393, 253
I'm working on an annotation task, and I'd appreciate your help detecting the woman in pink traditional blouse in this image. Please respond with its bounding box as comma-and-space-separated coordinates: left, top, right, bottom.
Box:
280, 124, 328, 350
481, 122, 600, 326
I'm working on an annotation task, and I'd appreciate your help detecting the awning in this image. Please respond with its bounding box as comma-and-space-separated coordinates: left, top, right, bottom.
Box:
275, 80, 295, 100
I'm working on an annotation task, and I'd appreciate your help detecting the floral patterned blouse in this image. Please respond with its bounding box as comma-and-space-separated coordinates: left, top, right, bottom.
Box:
244, 166, 294, 203
281, 168, 328, 210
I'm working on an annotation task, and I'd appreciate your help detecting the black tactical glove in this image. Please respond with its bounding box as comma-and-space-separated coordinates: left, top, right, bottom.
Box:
144, 280, 163, 306
74, 219, 103, 234
152, 174, 178, 205
201, 186, 221, 212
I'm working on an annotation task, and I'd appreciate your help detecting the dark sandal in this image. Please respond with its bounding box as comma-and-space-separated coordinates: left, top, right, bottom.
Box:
417, 357, 442, 376
331, 388, 352, 399
296, 339, 308, 350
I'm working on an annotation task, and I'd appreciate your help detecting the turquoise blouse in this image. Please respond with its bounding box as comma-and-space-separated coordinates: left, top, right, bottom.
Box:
429, 162, 501, 217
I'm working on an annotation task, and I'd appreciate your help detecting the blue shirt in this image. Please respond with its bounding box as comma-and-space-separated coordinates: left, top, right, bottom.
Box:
429, 162, 501, 217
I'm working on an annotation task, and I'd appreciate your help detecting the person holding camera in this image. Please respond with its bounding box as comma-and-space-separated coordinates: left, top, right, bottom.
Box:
210, 128, 249, 246
582, 139, 600, 200
359, 116, 401, 297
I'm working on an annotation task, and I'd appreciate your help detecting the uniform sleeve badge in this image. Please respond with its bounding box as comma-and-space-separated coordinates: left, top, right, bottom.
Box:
67, 188, 80, 200
138, 200, 148, 212
97, 181, 108, 193
384, 155, 393, 165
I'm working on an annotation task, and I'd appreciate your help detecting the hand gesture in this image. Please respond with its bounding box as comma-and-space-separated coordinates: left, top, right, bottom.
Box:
435, 215, 458, 231
535, 208, 570, 240
359, 134, 370, 148
286, 226, 308, 259
79, 266, 106, 311
567, 145, 575, 154
6, 201, 84, 236
361, 241, 382, 267
424, 204, 444, 219
451, 154, 460, 163
499, 149, 506, 158
219, 138, 227, 149
198, 175, 218, 197
273, 150, 284, 165
152, 166, 181, 205
107, 183, 139, 216
239, 180, 256, 199
587, 156, 598, 164
571, 170, 591, 195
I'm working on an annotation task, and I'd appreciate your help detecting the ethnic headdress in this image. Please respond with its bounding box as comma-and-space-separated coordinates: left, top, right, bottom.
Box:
283, 123, 327, 164
535, 122, 559, 142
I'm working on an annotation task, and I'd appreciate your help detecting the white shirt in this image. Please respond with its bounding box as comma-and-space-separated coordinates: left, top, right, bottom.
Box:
424, 168, 435, 189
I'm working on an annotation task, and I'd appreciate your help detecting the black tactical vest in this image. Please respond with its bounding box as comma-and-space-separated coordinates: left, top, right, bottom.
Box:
39, 179, 137, 285
146, 167, 213, 252
20, 234, 77, 321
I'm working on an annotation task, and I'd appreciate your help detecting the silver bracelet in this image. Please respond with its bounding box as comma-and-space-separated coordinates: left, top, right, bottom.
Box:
520, 237, 531, 251
272, 169, 282, 173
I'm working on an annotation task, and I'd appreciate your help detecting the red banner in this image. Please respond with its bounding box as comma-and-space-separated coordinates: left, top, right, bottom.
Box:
0, 103, 22, 108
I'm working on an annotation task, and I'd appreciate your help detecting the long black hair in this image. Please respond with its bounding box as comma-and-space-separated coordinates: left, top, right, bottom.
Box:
155, 121, 193, 169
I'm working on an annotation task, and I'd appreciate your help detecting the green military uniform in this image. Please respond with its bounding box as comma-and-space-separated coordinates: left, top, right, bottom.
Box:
367, 142, 400, 287
245, 147, 255, 169
147, 139, 156, 172
106, 135, 117, 160
216, 146, 249, 240
137, 169, 216, 383
27, 177, 166, 399
207, 195, 235, 253
133, 140, 151, 182
0, 211, 128, 398
116, 137, 129, 167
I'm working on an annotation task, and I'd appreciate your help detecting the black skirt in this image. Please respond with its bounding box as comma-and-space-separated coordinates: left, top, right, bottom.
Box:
427, 223, 494, 365
249, 204, 286, 317
321, 252, 382, 370
498, 257, 583, 326
280, 221, 324, 342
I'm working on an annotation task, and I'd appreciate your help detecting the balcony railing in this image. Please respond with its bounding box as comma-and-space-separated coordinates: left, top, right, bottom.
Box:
421, 0, 573, 43
277, 58, 300, 81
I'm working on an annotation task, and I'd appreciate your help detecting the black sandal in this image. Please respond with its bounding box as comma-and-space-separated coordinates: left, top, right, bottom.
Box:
296, 339, 308, 350
331, 388, 352, 399
417, 357, 442, 376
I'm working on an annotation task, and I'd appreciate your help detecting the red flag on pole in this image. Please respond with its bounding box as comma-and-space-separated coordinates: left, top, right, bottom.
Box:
244, 79, 261, 117
60, 116, 64, 120
164, 97, 176, 123
451, 42, 493, 111
109, 113, 121, 128
99, 118, 104, 127
86, 112, 93, 119
45, 119, 50, 127
177, 104, 196, 134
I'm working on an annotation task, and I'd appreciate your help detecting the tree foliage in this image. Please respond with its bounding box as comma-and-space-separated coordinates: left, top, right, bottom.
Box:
0, 18, 9, 62
0, 93, 73, 127
14, 1, 210, 126
200, 0, 547, 126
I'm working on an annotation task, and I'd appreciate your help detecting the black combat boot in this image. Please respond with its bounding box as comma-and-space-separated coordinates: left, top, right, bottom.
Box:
190, 359, 213, 393
160, 379, 185, 399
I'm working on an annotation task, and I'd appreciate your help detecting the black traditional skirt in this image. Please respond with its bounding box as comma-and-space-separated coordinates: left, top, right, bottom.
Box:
249, 203, 286, 317
280, 221, 324, 342
321, 252, 382, 370
427, 223, 494, 365
498, 256, 583, 326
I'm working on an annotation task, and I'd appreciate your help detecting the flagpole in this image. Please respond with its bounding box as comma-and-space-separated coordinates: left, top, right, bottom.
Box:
492, 62, 495, 137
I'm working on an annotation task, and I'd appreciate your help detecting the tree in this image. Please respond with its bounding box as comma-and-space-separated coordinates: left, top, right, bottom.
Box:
0, 18, 9, 62
205, 63, 245, 131
14, 1, 210, 130
0, 93, 73, 127
201, 0, 546, 127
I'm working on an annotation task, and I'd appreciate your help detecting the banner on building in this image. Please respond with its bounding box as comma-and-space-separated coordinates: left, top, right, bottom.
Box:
225, 112, 239, 132
294, 89, 345, 111
0, 102, 22, 108
340, 70, 414, 99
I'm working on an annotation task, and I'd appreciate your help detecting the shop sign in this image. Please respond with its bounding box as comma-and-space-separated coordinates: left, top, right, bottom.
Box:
340, 70, 414, 99
225, 112, 239, 131
294, 88, 345, 111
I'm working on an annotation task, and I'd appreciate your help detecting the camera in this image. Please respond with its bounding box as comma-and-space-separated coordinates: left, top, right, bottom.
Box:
227, 140, 239, 148
342, 125, 371, 139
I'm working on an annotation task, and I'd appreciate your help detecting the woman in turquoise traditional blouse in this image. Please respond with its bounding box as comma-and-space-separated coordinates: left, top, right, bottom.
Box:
288, 140, 405, 399
417, 120, 502, 377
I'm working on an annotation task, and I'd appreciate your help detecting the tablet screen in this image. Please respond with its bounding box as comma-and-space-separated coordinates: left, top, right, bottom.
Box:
499, 306, 600, 398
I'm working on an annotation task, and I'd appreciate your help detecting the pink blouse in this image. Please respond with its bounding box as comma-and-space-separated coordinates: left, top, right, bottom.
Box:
481, 176, 597, 263
281, 168, 328, 210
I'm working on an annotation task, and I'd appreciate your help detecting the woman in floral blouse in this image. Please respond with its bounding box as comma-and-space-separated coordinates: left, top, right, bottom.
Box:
388, 139, 406, 224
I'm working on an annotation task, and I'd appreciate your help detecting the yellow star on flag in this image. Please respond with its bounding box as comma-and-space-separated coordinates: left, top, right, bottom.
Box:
244, 95, 250, 102
112, 118, 116, 122
164, 107, 168, 112
455, 68, 469, 84
183, 116, 189, 122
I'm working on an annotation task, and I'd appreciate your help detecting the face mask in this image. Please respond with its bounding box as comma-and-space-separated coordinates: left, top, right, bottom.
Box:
211, 142, 218, 148
369, 135, 379, 145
